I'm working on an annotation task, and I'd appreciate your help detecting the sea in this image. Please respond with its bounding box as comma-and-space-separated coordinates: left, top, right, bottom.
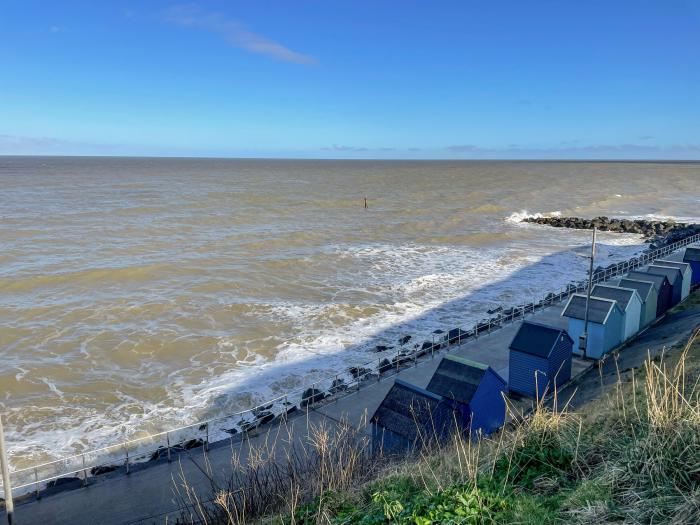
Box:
1, 156, 699, 467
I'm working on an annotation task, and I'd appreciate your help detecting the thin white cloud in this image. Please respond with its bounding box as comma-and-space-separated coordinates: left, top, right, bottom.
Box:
164, 4, 317, 65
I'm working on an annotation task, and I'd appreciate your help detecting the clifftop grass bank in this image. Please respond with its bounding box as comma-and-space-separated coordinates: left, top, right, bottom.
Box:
178, 291, 700, 525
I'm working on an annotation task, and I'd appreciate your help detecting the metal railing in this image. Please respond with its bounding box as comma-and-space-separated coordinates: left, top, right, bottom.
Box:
2, 232, 699, 501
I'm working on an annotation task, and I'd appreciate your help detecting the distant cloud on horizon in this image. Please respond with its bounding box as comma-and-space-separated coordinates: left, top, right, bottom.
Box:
2, 134, 700, 160
443, 142, 700, 158
164, 4, 317, 65
445, 144, 479, 152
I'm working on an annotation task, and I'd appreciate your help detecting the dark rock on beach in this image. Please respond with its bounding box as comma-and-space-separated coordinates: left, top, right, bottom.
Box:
392, 354, 412, 367
252, 404, 273, 417
301, 388, 326, 407
47, 477, 82, 489
90, 465, 118, 476
239, 420, 259, 432
183, 438, 204, 450
445, 328, 469, 344
330, 378, 347, 393
254, 411, 275, 425
348, 366, 371, 379
378, 358, 392, 373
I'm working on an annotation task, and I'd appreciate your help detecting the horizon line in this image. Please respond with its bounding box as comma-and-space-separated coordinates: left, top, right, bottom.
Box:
2, 154, 700, 163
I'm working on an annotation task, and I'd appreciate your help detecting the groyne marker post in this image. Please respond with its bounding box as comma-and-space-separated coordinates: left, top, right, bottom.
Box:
580, 227, 597, 360
0, 415, 15, 525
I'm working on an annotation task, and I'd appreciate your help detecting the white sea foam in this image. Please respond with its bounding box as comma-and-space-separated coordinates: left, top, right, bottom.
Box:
637, 213, 700, 223
505, 210, 562, 223
2, 232, 652, 469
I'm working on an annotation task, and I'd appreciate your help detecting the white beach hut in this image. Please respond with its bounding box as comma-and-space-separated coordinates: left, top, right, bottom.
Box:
591, 284, 643, 341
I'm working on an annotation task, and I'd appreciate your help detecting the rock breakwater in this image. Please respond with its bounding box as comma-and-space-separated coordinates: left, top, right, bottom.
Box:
523, 216, 700, 249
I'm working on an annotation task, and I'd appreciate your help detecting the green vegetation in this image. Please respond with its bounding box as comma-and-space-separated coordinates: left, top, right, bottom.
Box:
275, 325, 700, 524
182, 299, 700, 524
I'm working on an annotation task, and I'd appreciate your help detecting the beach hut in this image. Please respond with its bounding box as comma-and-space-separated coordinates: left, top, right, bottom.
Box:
508, 321, 573, 399
591, 284, 642, 341
646, 265, 684, 306
370, 379, 464, 454
655, 260, 692, 300
618, 278, 658, 329
562, 294, 624, 359
683, 247, 700, 286
426, 355, 506, 435
626, 270, 673, 317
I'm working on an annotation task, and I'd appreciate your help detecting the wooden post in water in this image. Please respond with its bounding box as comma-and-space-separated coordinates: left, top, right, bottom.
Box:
0, 415, 14, 525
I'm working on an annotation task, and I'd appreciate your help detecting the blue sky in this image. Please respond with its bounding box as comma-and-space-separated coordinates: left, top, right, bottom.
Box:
1, 1, 699, 159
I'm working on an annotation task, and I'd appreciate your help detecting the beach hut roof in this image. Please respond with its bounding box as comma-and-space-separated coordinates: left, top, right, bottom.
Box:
562, 294, 620, 324
618, 278, 656, 301
509, 321, 573, 358
647, 265, 683, 285
372, 380, 454, 441
591, 284, 640, 312
683, 247, 700, 262
655, 260, 691, 274
427, 355, 492, 405
626, 271, 670, 291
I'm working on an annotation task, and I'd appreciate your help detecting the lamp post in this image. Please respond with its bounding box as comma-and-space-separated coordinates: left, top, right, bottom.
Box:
0, 415, 14, 525
580, 227, 597, 360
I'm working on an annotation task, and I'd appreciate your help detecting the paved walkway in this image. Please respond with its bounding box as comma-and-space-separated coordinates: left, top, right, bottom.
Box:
2, 248, 694, 524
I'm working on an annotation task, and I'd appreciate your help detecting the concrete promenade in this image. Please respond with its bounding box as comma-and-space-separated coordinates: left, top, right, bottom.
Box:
1, 248, 695, 524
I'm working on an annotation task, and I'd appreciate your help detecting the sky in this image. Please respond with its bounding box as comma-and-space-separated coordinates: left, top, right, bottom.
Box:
1, 0, 699, 159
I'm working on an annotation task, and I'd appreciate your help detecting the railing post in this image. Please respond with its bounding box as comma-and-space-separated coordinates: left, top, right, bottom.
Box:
124, 445, 130, 475
34, 467, 40, 500
166, 432, 171, 463
0, 415, 14, 525
82, 454, 88, 487
205, 424, 210, 451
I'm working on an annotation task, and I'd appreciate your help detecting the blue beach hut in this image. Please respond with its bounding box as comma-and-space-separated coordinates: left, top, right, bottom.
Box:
562, 295, 624, 359
591, 284, 642, 341
647, 265, 684, 306
683, 247, 700, 286
371, 379, 464, 455
618, 278, 658, 329
626, 270, 673, 317
426, 355, 506, 435
656, 260, 692, 300
508, 321, 573, 399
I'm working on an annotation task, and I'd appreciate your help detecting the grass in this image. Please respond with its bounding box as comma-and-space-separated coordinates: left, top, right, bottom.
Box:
176, 299, 700, 525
